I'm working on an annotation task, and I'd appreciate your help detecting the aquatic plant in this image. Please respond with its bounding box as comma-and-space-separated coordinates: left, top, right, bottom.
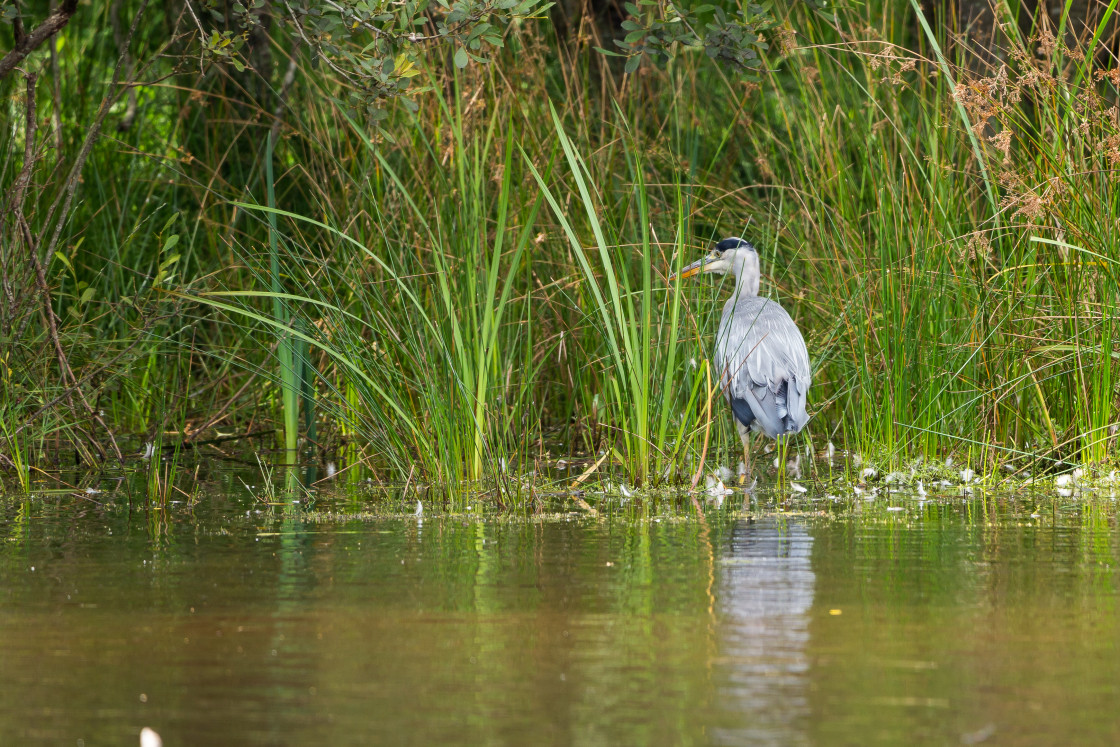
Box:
1, 0, 1117, 495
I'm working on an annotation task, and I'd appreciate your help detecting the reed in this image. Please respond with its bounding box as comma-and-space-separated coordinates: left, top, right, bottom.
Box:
265, 130, 301, 458
1, 0, 1117, 493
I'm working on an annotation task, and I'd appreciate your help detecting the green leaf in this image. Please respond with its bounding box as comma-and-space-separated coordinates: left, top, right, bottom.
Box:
454, 47, 469, 68
162, 234, 180, 252
624, 55, 641, 73
53, 251, 74, 274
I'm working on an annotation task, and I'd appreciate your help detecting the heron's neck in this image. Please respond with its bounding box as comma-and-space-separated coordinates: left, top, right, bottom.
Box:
731, 261, 760, 297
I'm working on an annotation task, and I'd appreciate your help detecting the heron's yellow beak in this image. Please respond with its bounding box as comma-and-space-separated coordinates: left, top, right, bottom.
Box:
668, 252, 717, 282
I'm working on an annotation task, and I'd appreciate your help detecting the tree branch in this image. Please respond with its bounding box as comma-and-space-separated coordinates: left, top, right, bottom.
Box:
0, 0, 79, 80
3, 72, 37, 224
0, 72, 39, 331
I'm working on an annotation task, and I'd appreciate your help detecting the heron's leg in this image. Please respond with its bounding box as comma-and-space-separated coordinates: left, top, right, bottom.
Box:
737, 422, 752, 483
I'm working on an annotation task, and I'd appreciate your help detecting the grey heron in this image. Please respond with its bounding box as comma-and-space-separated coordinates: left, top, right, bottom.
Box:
670, 237, 811, 477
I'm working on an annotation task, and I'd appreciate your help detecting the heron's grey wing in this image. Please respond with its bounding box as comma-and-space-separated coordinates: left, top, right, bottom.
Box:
715, 297, 811, 438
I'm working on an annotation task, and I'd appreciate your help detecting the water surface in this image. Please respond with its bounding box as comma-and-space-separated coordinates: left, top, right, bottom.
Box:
1, 487, 1118, 745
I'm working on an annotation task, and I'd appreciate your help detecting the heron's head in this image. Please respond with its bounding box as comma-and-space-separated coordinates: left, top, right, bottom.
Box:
669, 237, 759, 286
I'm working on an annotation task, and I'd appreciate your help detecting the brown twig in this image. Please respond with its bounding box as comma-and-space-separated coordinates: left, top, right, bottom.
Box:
0, 73, 40, 327
7, 305, 172, 440
171, 428, 277, 451
8, 72, 123, 463
570, 450, 610, 489
7, 73, 38, 215
24, 219, 123, 462
0, 0, 79, 80
183, 370, 261, 443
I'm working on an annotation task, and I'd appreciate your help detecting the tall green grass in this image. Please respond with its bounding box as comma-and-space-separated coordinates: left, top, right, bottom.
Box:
757, 0, 1120, 469
265, 130, 301, 458
2, 0, 1117, 493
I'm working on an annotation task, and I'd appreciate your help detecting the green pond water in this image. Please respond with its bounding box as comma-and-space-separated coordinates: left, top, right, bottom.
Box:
2, 480, 1119, 745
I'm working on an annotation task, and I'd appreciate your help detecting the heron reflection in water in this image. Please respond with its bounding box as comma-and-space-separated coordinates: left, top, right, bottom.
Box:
670, 238, 811, 478
715, 517, 815, 744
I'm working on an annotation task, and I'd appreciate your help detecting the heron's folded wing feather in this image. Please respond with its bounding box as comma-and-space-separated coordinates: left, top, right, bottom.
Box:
715, 296, 811, 436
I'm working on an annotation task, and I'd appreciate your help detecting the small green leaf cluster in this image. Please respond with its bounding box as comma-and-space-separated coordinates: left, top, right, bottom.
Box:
195, 0, 550, 124
200, 27, 250, 71
700, 4, 772, 72
231, 0, 269, 29
609, 0, 775, 76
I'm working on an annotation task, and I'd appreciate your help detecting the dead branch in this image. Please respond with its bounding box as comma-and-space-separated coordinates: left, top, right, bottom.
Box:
6, 303, 174, 441
174, 428, 277, 451
0, 0, 79, 80
7, 73, 124, 463
22, 215, 124, 462
3, 73, 38, 220
184, 370, 262, 443
1, 73, 40, 335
